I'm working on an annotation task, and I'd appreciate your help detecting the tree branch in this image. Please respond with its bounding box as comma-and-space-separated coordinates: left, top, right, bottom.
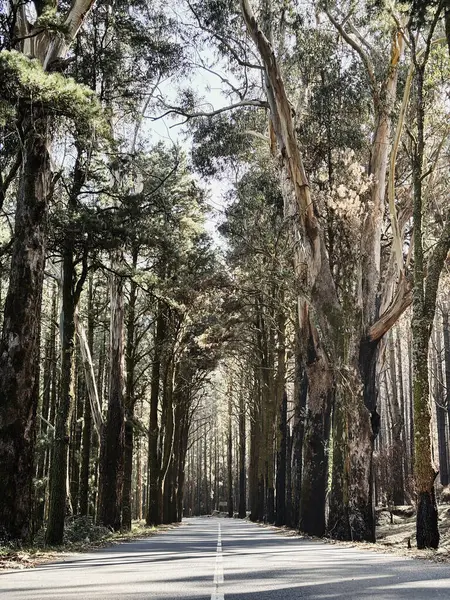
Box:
150, 99, 268, 127
368, 274, 413, 341
324, 6, 379, 108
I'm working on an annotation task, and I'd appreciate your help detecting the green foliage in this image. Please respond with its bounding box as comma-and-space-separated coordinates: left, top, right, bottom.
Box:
34, 516, 111, 546
0, 50, 106, 134
35, 6, 69, 37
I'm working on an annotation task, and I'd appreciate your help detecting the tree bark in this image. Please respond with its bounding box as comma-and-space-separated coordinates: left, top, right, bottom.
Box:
238, 388, 246, 519
98, 270, 125, 531
146, 306, 165, 526
79, 276, 95, 517
289, 327, 307, 530
122, 249, 138, 531
275, 308, 286, 526
299, 310, 333, 536
46, 146, 87, 544
227, 388, 234, 518
388, 331, 405, 504
0, 115, 50, 542
434, 327, 449, 486
34, 286, 57, 531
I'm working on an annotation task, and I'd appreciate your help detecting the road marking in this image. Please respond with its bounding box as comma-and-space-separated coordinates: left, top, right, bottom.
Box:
211, 523, 224, 600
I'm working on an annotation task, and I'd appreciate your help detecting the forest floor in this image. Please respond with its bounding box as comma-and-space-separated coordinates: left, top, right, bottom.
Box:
371, 503, 450, 562
262, 504, 450, 564
0, 520, 180, 570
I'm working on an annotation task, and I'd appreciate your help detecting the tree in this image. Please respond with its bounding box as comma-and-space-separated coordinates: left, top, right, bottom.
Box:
409, 0, 449, 549
0, 0, 97, 542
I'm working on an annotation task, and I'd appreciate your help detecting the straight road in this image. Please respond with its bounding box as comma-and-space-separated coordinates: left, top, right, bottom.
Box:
2, 517, 450, 599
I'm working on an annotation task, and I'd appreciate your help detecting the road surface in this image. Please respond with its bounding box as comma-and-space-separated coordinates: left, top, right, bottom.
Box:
2, 516, 450, 599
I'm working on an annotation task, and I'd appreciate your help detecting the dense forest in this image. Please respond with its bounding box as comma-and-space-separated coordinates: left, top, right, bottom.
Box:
0, 0, 449, 554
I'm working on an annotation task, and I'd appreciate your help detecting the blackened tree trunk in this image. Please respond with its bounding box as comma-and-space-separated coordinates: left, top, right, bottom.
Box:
442, 308, 450, 450
275, 390, 287, 526
299, 312, 333, 536
275, 308, 286, 526
289, 328, 307, 529
249, 377, 263, 521
122, 249, 138, 530
46, 247, 76, 547
146, 306, 165, 526
0, 116, 50, 542
238, 389, 246, 519
98, 271, 126, 531
227, 390, 234, 518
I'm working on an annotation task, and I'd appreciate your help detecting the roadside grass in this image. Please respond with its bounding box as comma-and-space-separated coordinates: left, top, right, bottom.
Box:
0, 518, 180, 570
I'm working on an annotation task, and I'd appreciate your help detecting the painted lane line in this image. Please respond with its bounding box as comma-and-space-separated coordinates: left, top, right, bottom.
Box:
211, 523, 224, 600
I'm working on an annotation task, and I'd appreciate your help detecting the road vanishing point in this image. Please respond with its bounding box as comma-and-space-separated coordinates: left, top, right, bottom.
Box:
2, 517, 450, 599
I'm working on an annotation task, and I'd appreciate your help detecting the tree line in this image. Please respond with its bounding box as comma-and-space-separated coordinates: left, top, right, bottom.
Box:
0, 0, 449, 552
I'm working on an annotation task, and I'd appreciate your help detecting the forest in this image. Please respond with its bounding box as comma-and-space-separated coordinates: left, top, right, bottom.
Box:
0, 0, 449, 557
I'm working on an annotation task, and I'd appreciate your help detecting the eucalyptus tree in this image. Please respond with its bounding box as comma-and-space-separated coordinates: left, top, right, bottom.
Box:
0, 0, 98, 542
408, 0, 450, 549
178, 0, 415, 541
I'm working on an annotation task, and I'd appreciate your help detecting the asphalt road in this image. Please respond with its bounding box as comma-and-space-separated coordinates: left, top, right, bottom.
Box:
2, 516, 450, 599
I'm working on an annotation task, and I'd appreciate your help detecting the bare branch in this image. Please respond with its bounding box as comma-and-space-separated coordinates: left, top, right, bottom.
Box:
324, 6, 379, 108
149, 99, 268, 127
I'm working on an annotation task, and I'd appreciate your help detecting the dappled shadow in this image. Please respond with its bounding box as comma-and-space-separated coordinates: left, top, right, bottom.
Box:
2, 517, 450, 599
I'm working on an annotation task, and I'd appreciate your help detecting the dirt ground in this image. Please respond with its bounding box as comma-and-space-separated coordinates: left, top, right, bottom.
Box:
371, 503, 450, 561
254, 504, 450, 564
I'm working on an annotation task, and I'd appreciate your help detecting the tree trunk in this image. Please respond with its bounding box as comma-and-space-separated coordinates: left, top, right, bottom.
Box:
249, 376, 263, 521
238, 389, 246, 519
434, 327, 449, 486
122, 250, 138, 531
160, 356, 174, 524
275, 390, 287, 526
413, 321, 439, 549
299, 312, 333, 536
70, 368, 84, 516
46, 245, 77, 544
388, 331, 405, 504
98, 271, 125, 531
146, 306, 165, 526
275, 308, 286, 526
35, 286, 57, 531
443, 308, 450, 461
0, 116, 50, 542
289, 328, 307, 529
79, 277, 95, 517
227, 391, 234, 518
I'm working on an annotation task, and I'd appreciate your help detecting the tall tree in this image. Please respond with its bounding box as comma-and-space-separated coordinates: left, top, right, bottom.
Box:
0, 0, 97, 541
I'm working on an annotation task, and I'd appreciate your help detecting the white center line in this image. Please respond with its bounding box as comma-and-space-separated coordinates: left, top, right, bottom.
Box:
211, 523, 224, 600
